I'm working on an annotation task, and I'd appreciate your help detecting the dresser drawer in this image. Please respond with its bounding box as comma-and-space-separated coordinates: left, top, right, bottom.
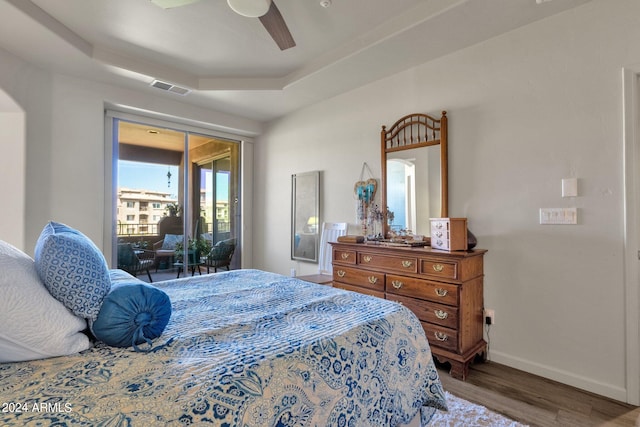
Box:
334, 282, 385, 299
358, 252, 418, 274
333, 248, 356, 265
386, 274, 459, 306
422, 322, 458, 352
333, 265, 385, 292
388, 294, 458, 329
420, 259, 458, 280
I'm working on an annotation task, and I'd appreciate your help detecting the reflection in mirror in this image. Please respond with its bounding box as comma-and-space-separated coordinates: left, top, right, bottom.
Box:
386, 144, 441, 236
381, 112, 448, 239
291, 171, 320, 262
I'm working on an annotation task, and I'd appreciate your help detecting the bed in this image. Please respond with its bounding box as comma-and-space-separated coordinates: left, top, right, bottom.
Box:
0, 224, 447, 426
1, 267, 448, 426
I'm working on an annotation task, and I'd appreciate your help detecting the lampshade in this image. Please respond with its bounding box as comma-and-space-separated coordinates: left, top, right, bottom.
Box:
227, 0, 271, 18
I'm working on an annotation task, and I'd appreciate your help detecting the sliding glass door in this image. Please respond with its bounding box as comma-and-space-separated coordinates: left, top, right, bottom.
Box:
111, 118, 240, 280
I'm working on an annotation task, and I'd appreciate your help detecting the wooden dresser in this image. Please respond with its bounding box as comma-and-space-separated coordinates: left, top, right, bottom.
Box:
330, 242, 487, 380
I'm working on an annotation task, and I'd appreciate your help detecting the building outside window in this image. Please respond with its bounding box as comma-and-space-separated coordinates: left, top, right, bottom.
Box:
117, 188, 176, 236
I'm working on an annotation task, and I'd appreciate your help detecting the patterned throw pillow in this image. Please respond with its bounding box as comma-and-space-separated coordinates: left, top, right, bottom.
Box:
34, 221, 111, 320
161, 234, 183, 250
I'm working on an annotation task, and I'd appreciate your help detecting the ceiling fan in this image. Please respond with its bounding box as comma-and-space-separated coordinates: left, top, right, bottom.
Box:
150, 0, 296, 50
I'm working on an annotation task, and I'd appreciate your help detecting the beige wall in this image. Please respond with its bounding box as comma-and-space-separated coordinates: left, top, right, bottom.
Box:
0, 110, 25, 249
254, 0, 640, 402
0, 46, 260, 256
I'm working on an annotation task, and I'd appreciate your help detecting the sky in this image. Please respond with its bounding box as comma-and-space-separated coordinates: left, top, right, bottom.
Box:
119, 160, 179, 197
118, 160, 229, 201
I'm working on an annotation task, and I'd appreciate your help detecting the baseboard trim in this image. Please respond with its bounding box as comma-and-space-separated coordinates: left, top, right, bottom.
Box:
489, 351, 628, 403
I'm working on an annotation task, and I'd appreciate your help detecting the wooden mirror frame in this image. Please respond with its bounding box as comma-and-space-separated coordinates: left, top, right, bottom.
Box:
380, 111, 448, 238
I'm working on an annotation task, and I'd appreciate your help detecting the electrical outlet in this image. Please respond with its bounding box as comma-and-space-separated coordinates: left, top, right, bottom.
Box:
484, 309, 495, 325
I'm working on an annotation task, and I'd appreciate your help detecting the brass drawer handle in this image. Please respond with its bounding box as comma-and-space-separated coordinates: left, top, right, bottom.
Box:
341, 253, 350, 260
401, 260, 413, 268
434, 309, 448, 320
368, 276, 378, 284
434, 332, 448, 341
432, 264, 444, 272
391, 280, 403, 289
337, 270, 346, 278
363, 255, 372, 263
435, 288, 448, 297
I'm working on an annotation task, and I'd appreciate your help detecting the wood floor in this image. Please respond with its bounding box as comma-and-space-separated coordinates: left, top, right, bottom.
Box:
437, 361, 640, 426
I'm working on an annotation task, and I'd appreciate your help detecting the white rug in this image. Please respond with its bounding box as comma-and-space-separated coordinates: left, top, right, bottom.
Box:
427, 391, 528, 427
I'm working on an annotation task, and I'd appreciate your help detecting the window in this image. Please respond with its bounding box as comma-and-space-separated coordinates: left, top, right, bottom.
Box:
152, 203, 161, 209
126, 201, 135, 208
126, 215, 135, 221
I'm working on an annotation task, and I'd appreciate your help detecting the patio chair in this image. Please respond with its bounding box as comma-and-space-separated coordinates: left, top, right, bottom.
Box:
153, 234, 182, 271
117, 243, 155, 282
203, 238, 236, 273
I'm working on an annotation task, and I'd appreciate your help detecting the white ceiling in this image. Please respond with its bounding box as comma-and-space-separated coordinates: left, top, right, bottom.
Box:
0, 0, 591, 122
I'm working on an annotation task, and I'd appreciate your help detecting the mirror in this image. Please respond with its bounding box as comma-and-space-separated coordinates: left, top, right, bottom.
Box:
381, 112, 448, 238
291, 171, 321, 262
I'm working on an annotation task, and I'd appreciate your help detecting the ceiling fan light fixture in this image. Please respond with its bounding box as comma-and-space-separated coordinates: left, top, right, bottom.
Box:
227, 0, 272, 18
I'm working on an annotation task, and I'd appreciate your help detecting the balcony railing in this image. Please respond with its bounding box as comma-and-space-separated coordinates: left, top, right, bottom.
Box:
117, 221, 230, 237
117, 223, 159, 236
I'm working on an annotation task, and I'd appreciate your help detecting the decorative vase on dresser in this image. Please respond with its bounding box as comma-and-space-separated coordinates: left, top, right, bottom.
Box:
330, 242, 487, 380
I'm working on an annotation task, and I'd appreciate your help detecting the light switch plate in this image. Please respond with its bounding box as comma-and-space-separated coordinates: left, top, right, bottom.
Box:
540, 207, 578, 224
562, 178, 578, 198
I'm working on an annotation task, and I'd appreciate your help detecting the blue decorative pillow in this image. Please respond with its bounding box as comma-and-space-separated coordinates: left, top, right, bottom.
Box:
90, 270, 171, 351
34, 221, 111, 320
161, 234, 183, 250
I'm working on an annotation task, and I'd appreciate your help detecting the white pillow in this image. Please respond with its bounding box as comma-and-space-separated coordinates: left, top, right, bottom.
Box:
0, 240, 91, 362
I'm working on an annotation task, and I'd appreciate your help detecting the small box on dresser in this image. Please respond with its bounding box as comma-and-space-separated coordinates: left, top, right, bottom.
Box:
430, 218, 468, 251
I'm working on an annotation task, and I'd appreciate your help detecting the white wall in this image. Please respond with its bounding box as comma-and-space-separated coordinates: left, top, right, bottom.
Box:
0, 49, 53, 253
0, 110, 25, 249
255, 0, 640, 401
0, 47, 262, 256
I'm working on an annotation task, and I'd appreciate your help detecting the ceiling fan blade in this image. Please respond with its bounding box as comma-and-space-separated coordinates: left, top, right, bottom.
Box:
259, 1, 296, 51
150, 0, 201, 9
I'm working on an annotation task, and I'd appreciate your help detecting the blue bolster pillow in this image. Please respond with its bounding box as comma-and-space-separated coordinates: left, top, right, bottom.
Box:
90, 278, 171, 352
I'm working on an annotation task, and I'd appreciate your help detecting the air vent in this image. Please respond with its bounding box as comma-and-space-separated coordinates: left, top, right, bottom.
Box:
150, 79, 192, 96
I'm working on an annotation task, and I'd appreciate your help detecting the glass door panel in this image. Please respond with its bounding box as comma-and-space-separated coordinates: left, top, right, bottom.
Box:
192, 138, 240, 269
113, 119, 241, 280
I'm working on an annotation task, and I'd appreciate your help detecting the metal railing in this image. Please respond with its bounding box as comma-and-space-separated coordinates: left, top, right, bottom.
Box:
117, 221, 230, 237
117, 223, 159, 236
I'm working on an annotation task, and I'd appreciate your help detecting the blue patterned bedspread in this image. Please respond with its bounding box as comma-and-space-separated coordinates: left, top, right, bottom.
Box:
1, 269, 446, 426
